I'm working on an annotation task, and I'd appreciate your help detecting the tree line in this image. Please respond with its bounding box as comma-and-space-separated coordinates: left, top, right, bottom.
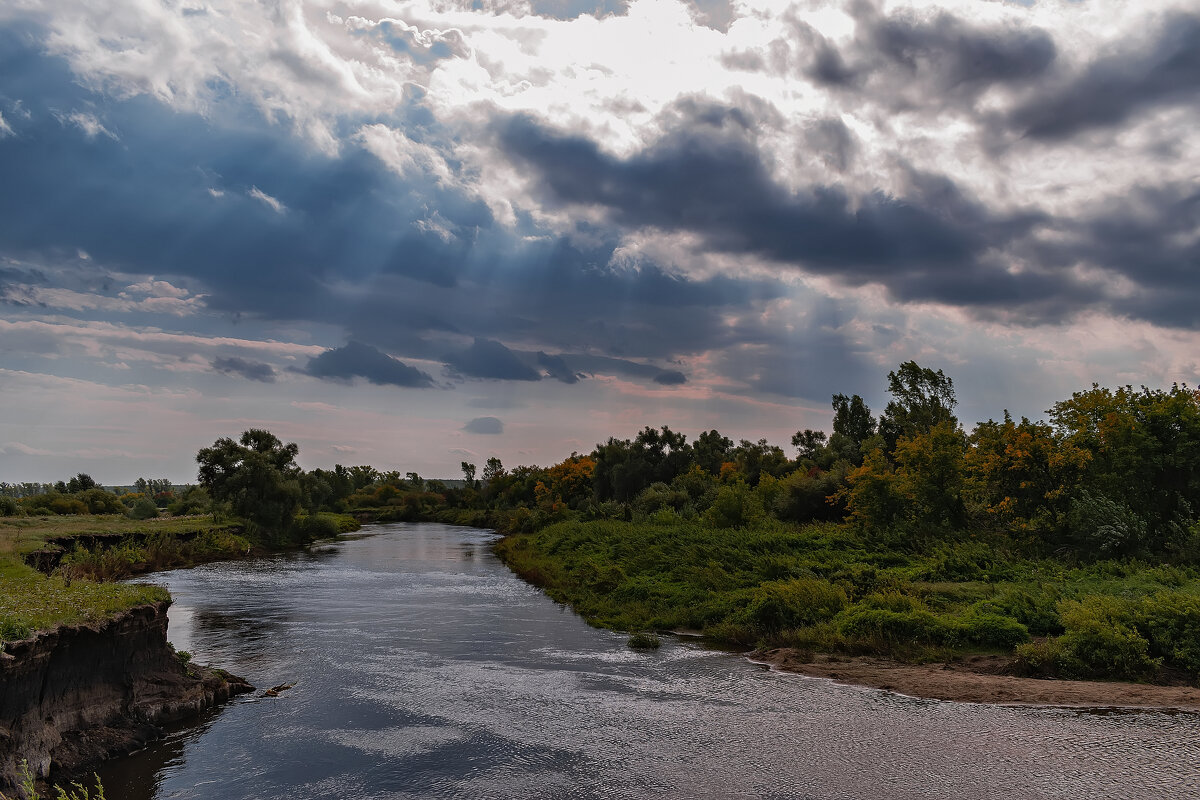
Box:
7, 360, 1200, 564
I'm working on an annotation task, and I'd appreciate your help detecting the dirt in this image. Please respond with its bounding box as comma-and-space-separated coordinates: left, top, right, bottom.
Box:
751, 648, 1200, 710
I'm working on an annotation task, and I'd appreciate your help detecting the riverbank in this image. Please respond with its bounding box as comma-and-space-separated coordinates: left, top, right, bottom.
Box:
0, 601, 253, 791
0, 512, 355, 792
494, 519, 1200, 693
752, 648, 1200, 710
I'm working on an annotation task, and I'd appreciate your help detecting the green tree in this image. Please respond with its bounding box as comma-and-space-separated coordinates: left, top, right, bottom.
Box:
196, 429, 303, 542
878, 361, 958, 453
830, 393, 875, 465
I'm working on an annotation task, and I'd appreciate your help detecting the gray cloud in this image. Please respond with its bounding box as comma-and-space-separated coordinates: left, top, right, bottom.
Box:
304, 341, 434, 388
1007, 12, 1200, 140
445, 338, 542, 381
729, 5, 1057, 109
653, 370, 687, 386
212, 356, 276, 383
463, 416, 504, 434
537, 351, 582, 384
495, 104, 1082, 318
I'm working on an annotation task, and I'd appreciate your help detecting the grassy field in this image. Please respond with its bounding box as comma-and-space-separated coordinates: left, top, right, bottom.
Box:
0, 512, 362, 645
0, 515, 241, 643
496, 519, 1200, 683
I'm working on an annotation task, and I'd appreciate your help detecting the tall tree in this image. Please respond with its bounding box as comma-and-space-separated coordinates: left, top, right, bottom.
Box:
197, 429, 302, 541
878, 361, 958, 453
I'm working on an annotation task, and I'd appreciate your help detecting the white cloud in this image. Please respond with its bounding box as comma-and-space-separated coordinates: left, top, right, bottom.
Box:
248, 186, 287, 213
59, 110, 118, 139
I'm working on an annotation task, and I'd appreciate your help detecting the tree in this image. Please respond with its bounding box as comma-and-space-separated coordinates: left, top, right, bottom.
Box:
482, 457, 505, 485
878, 361, 958, 453
693, 429, 734, 475
830, 393, 875, 464
66, 473, 97, 493
461, 462, 477, 487
791, 429, 827, 462
197, 429, 303, 542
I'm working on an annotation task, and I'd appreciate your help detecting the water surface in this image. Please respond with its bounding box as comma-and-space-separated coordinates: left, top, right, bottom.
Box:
99, 523, 1200, 799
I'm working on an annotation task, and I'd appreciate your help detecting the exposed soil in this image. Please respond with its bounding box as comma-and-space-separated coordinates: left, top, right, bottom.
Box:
752, 648, 1200, 710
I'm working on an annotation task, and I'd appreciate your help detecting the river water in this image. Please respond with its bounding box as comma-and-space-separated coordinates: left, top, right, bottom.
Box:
97, 523, 1199, 799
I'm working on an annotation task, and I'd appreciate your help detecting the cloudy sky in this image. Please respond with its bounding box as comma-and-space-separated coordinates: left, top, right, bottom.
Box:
0, 0, 1197, 483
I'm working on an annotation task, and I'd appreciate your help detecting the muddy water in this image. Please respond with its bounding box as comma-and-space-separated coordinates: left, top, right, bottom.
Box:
98, 523, 1200, 799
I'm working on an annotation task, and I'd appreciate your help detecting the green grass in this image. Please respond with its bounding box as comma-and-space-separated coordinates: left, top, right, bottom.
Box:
0, 559, 168, 642
495, 519, 1200, 681
0, 515, 238, 643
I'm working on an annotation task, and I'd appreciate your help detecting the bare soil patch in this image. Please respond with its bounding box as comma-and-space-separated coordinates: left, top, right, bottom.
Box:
752, 648, 1200, 710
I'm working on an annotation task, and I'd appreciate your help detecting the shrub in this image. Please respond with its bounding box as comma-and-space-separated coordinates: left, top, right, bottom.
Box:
971, 588, 1063, 636
745, 578, 848, 632
1013, 638, 1066, 677
0, 496, 23, 517
127, 497, 160, 520
703, 482, 764, 529
1057, 596, 1159, 680
837, 607, 951, 646
627, 631, 661, 649
953, 611, 1030, 650
292, 513, 339, 541
1138, 591, 1200, 673
917, 542, 1013, 582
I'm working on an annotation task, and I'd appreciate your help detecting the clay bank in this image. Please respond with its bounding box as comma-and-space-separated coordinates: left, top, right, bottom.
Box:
0, 601, 251, 792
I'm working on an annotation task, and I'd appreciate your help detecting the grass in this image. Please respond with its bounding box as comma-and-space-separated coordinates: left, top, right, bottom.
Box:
1, 760, 105, 800
495, 519, 1200, 681
0, 515, 239, 643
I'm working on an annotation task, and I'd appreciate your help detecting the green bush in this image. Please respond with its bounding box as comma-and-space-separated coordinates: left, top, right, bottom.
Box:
1057, 596, 1159, 680
703, 483, 764, 529
1013, 637, 1066, 677
837, 607, 951, 646
127, 497, 159, 520
0, 496, 23, 517
971, 588, 1063, 636
1138, 591, 1200, 673
745, 578, 847, 631
0, 617, 33, 642
917, 542, 1013, 582
292, 514, 339, 541
627, 631, 661, 649
953, 611, 1030, 650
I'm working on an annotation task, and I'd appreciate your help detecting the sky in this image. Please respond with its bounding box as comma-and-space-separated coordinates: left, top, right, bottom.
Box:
0, 0, 1198, 484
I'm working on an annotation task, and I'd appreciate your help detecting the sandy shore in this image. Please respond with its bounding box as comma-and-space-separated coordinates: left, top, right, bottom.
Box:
751, 648, 1200, 710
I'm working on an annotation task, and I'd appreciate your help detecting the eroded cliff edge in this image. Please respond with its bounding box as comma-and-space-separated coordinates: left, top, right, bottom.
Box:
0, 600, 252, 792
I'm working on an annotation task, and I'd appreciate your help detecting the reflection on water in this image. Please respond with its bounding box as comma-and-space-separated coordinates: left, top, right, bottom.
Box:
98, 523, 1200, 799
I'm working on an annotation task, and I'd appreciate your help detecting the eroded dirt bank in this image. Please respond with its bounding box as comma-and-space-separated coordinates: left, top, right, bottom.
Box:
753, 649, 1200, 710
0, 601, 252, 792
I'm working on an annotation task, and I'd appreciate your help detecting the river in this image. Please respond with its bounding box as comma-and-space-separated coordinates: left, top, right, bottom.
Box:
97, 523, 1199, 799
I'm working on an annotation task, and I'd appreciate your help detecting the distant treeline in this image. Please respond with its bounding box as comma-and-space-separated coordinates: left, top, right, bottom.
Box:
296, 360, 1200, 564
7, 360, 1200, 563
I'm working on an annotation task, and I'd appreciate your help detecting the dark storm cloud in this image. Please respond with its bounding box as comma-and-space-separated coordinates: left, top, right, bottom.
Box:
444, 338, 542, 381
212, 356, 276, 383
1007, 12, 1200, 140
727, 5, 1056, 107
495, 105, 1083, 318
537, 351, 582, 384
303, 341, 435, 388
653, 371, 687, 386
497, 109, 983, 272
0, 28, 486, 319
0, 35, 803, 381
858, 7, 1057, 96
463, 416, 504, 434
